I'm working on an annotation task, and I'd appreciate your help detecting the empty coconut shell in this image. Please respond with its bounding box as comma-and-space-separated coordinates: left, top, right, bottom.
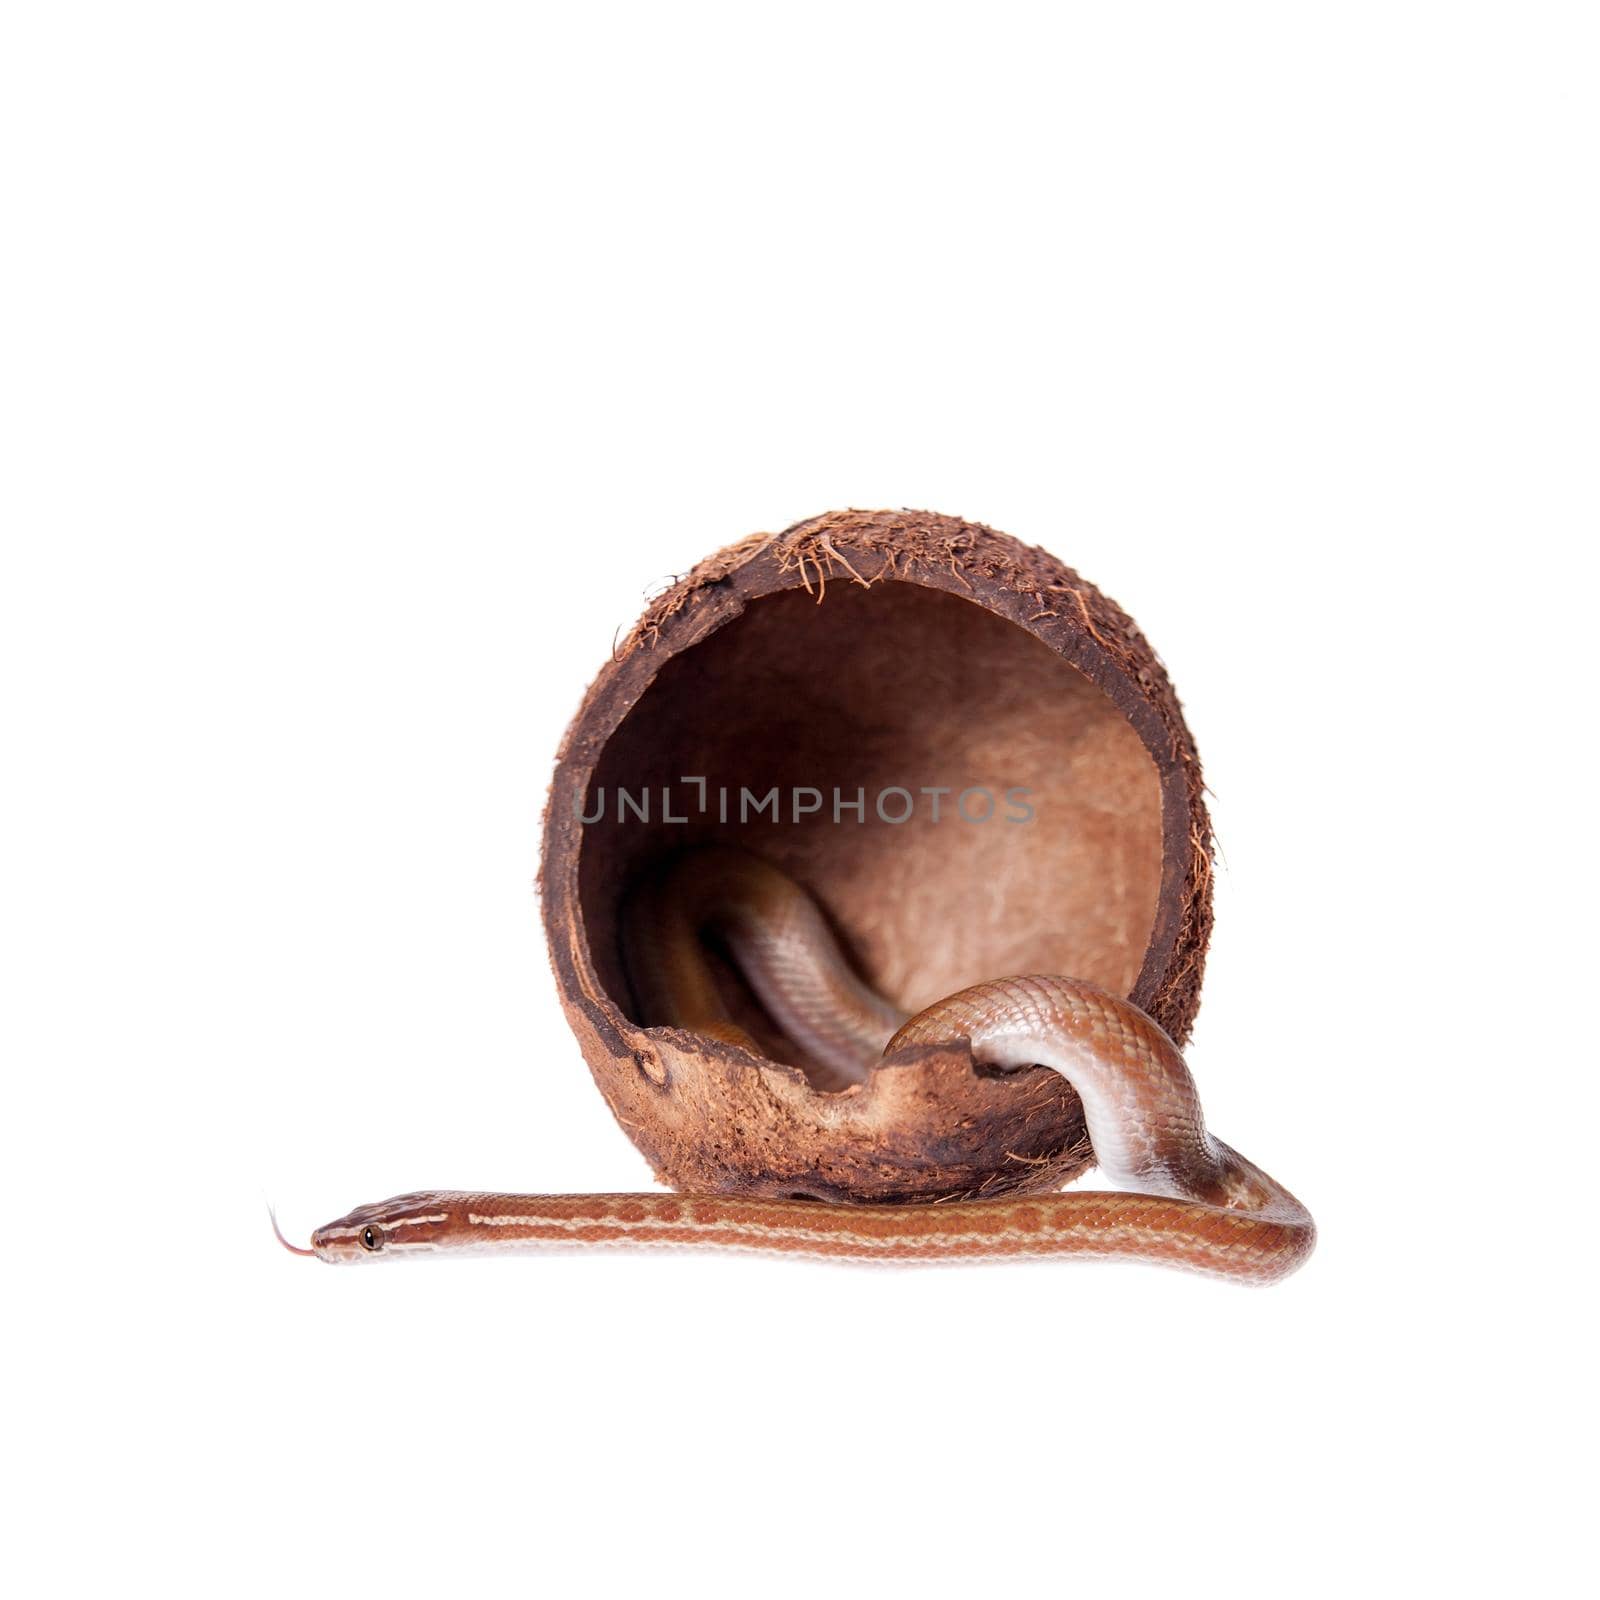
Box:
539, 509, 1213, 1203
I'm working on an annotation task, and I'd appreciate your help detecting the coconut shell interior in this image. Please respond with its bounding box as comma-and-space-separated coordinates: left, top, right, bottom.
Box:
581, 580, 1163, 1056
541, 510, 1213, 1202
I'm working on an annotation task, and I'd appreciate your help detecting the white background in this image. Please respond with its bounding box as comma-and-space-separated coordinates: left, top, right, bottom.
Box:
4, 5, 1595, 1597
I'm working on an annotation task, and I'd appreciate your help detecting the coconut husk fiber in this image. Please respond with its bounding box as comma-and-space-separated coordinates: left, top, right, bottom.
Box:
539, 509, 1213, 1203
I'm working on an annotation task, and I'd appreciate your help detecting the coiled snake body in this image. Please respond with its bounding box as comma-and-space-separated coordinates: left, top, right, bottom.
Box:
282, 848, 1314, 1282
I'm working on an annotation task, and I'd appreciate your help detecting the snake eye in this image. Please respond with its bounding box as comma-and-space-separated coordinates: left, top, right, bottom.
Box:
360, 1224, 385, 1252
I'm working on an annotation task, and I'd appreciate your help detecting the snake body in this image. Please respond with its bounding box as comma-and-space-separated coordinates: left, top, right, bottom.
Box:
289, 847, 1314, 1282
620, 847, 906, 1087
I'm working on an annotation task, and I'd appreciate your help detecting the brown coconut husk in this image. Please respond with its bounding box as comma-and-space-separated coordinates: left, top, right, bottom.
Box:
539, 509, 1213, 1203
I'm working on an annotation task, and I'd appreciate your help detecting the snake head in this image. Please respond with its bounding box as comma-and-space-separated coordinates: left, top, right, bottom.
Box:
301, 1192, 458, 1263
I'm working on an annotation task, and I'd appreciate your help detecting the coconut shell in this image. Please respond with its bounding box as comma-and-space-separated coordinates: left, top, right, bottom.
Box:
539, 509, 1214, 1203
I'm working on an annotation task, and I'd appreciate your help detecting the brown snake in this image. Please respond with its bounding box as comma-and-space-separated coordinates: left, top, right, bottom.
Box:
279, 847, 1314, 1282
